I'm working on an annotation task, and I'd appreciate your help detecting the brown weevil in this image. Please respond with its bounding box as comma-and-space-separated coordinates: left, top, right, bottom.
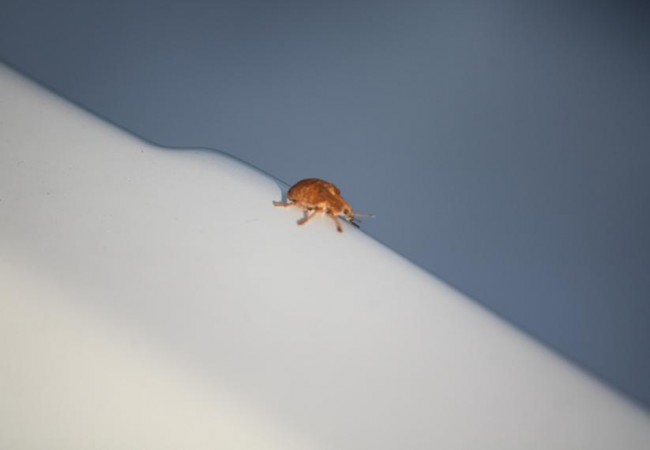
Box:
274, 178, 372, 233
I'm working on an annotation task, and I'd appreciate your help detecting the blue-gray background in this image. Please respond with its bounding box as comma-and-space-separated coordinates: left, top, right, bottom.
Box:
2, 0, 649, 409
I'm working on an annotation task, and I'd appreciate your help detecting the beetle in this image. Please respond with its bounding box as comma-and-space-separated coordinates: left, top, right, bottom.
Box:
274, 178, 370, 233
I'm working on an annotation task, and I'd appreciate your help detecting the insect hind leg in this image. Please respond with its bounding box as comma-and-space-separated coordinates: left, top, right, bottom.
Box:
297, 209, 318, 226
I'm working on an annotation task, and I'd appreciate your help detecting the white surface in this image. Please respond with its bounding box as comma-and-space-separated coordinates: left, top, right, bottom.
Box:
1, 63, 649, 449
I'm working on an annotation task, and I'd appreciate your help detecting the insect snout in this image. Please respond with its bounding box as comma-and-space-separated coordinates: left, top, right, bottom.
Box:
342, 209, 361, 228
342, 208, 353, 220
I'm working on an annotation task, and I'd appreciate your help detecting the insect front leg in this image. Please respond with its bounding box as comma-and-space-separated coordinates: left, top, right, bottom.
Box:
328, 213, 344, 232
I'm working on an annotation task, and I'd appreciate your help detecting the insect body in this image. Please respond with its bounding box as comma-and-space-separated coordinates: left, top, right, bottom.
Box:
274, 178, 364, 232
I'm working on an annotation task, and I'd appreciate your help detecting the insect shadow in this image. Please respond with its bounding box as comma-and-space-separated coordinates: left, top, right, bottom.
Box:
272, 183, 290, 205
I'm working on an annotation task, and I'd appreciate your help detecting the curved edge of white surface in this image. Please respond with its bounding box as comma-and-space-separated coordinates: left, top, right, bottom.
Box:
1, 63, 649, 449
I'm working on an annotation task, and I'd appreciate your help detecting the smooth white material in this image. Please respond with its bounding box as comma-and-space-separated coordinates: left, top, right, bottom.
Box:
1, 63, 649, 449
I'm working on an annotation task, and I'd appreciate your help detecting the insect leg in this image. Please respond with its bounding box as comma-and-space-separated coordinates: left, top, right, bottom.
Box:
273, 201, 293, 207
297, 209, 318, 226
328, 213, 344, 232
